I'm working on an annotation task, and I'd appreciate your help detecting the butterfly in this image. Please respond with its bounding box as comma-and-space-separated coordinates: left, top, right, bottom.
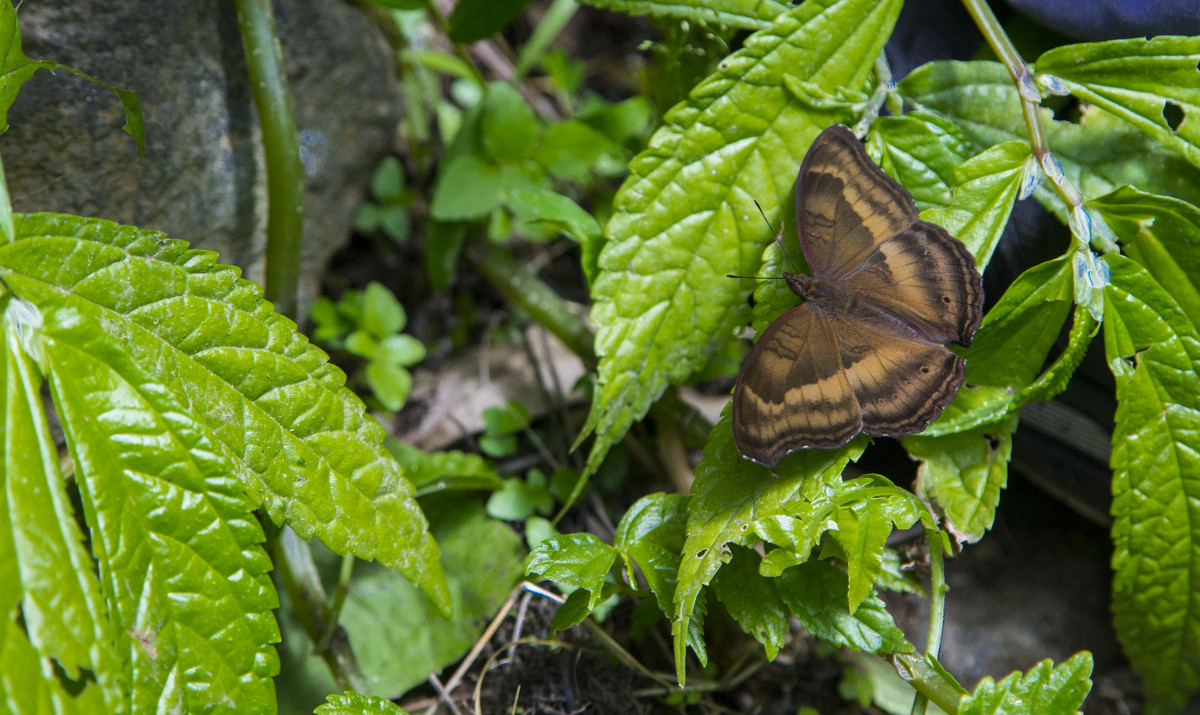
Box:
731, 124, 984, 468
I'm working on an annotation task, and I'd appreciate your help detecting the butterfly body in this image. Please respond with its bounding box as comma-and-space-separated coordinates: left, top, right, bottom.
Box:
731, 125, 983, 468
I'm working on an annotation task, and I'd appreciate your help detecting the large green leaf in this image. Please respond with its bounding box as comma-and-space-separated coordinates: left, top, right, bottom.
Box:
897, 61, 1200, 217
1, 309, 124, 713
710, 544, 788, 659
869, 112, 973, 212
921, 140, 1028, 269
776, 560, 911, 654
1036, 37, 1200, 170
672, 404, 860, 682
578, 0, 789, 30
1104, 254, 1200, 713
1090, 186, 1200, 330
579, 0, 902, 477
0, 214, 449, 611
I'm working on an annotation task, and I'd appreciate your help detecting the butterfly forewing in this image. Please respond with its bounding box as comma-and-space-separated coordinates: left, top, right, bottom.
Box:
795, 124, 919, 281
841, 220, 984, 346
732, 304, 862, 466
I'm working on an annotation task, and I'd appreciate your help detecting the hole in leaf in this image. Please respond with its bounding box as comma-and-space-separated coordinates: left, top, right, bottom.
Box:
696, 548, 708, 558
986, 434, 1000, 451
1163, 101, 1186, 132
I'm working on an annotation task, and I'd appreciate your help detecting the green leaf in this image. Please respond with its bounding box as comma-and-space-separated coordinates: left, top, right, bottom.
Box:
672, 404, 862, 682
362, 281, 406, 338
448, 0, 534, 43
526, 533, 618, 610
919, 385, 1016, 438
897, 61, 1200, 217
430, 155, 503, 221
483, 400, 531, 435
869, 112, 972, 211
365, 360, 412, 411
776, 560, 912, 654
376, 333, 426, 366
834, 480, 921, 612
1090, 186, 1200, 330
486, 477, 553, 521
481, 82, 539, 163
508, 189, 602, 243
613, 493, 688, 621
534, 120, 626, 182
1104, 254, 1200, 713
370, 156, 407, 204
380, 205, 411, 243
1036, 37, 1200, 170
345, 329, 378, 360
315, 692, 408, 715
386, 439, 502, 496
424, 220, 468, 291
904, 414, 1019, 543
965, 256, 1074, 388
580, 0, 903, 479
711, 544, 788, 659
0, 213, 449, 612
576, 0, 789, 30
1, 313, 126, 712
921, 140, 1028, 269
338, 497, 524, 699
958, 651, 1093, 715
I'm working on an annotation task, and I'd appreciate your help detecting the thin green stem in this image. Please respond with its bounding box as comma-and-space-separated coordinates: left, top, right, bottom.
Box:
959, 0, 1097, 247
314, 553, 357, 653
235, 0, 304, 319
911, 527, 950, 715
426, 2, 487, 88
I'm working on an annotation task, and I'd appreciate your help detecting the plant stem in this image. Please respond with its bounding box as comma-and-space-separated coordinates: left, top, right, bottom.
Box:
959, 0, 1116, 253
910, 527, 950, 715
235, 0, 304, 319
467, 237, 714, 450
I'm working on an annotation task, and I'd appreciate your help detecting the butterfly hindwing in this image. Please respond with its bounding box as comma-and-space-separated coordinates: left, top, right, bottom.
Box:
824, 311, 966, 437
795, 124, 919, 281
732, 304, 862, 466
841, 219, 984, 346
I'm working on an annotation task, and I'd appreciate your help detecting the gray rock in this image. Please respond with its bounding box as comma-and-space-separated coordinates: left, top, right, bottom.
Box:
5, 0, 401, 316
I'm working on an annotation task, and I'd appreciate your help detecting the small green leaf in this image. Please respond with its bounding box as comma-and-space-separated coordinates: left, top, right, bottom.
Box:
1036, 36, 1200, 169
430, 155, 503, 221
370, 156, 407, 204
834, 483, 921, 613
362, 281, 406, 338
1104, 254, 1200, 713
365, 360, 412, 411
580, 0, 904, 481
870, 112, 972, 211
316, 692, 408, 714
904, 414, 1019, 543
380, 205, 411, 243
486, 477, 552, 521
526, 533, 618, 610
448, 0, 534, 43
965, 255, 1074, 388
919, 385, 1016, 438
958, 651, 1093, 715
483, 400, 531, 435
921, 140, 1028, 269
711, 545, 788, 659
524, 515, 558, 549
613, 493, 688, 621
776, 560, 912, 655
478, 433, 517, 458
376, 333, 426, 367
345, 329, 378, 359
481, 82, 539, 163
534, 120, 626, 182
508, 189, 602, 243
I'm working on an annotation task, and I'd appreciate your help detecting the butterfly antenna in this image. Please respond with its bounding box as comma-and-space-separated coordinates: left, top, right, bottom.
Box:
753, 200, 800, 273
